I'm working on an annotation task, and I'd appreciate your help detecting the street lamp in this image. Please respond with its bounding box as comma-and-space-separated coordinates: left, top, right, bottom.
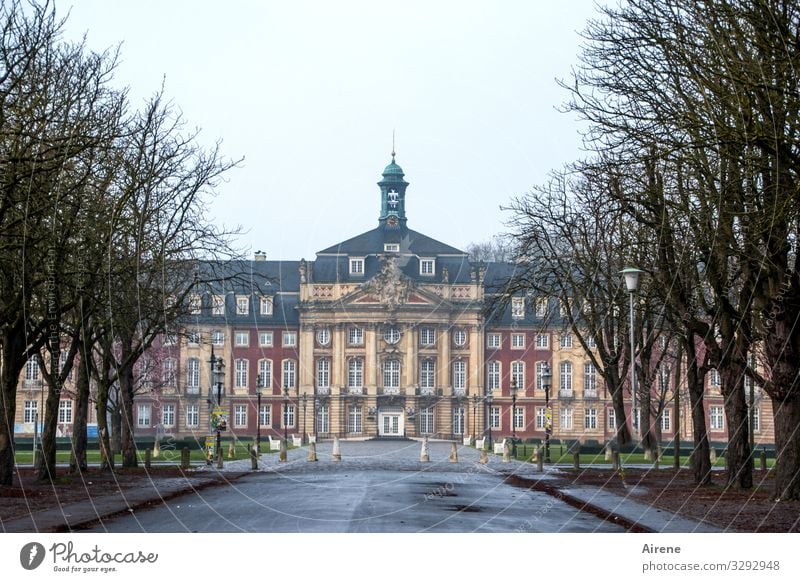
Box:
541, 361, 552, 463
510, 379, 518, 457
256, 373, 264, 455
621, 266, 644, 444
283, 385, 290, 446
471, 394, 480, 442
486, 391, 494, 450
302, 393, 308, 444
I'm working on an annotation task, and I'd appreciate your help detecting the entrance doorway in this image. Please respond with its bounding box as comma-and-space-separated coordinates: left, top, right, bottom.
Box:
378, 411, 404, 437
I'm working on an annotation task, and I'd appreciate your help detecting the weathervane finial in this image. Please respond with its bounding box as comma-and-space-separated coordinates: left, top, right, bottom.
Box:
391, 129, 396, 162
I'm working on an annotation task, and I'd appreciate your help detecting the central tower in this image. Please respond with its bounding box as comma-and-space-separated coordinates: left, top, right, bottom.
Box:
378, 152, 409, 228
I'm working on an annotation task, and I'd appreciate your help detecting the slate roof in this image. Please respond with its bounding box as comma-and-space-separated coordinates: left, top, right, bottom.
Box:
316, 224, 466, 256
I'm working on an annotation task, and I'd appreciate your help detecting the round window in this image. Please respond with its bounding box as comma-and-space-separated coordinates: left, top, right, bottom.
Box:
316, 328, 331, 346
453, 329, 467, 347
384, 327, 401, 345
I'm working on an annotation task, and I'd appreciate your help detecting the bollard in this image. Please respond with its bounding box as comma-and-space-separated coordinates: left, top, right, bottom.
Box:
531, 446, 538, 463
710, 447, 717, 463
502, 441, 510, 463
573, 451, 580, 470
181, 447, 190, 470
228, 441, 236, 459
604, 444, 612, 461
537, 447, 544, 472
332, 436, 342, 462
760, 449, 767, 472
250, 447, 258, 470
643, 448, 652, 462
153, 439, 160, 459
612, 451, 620, 471
449, 442, 458, 463
145, 448, 151, 469
420, 437, 430, 462
479, 449, 489, 464
307, 441, 318, 462
279, 438, 288, 462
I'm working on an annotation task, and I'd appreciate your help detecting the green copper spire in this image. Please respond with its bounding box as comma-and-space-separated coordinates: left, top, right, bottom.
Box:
378, 152, 409, 226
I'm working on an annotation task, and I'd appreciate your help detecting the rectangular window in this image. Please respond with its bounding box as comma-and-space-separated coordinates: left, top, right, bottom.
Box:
211, 330, 225, 346
420, 259, 435, 275
259, 404, 271, 427
560, 361, 573, 392
58, 400, 73, 424
235, 331, 249, 346
710, 406, 724, 430
584, 408, 597, 430
260, 296, 273, 315
317, 358, 330, 389
348, 326, 364, 346
187, 330, 201, 345
536, 361, 549, 391
212, 295, 225, 315
186, 358, 200, 393
584, 363, 597, 395
586, 336, 597, 348
186, 404, 199, 427
258, 359, 272, 389
348, 358, 364, 389
349, 258, 364, 275
284, 404, 296, 428
487, 333, 501, 348
282, 360, 296, 389
137, 404, 151, 427
511, 333, 525, 349
452, 360, 466, 392
487, 361, 501, 391
189, 294, 201, 314
608, 409, 616, 430
710, 369, 721, 387
511, 361, 525, 389
259, 331, 273, 347
234, 405, 247, 428
489, 406, 501, 429
162, 358, 176, 386
24, 400, 38, 423
235, 359, 248, 388
535, 334, 549, 349
420, 327, 436, 347
512, 297, 525, 319
236, 296, 249, 315
348, 405, 363, 433
453, 407, 465, 435
560, 407, 573, 429
384, 243, 400, 252
514, 407, 525, 430
536, 407, 546, 430
559, 334, 573, 349
661, 409, 671, 432
420, 406, 435, 433
283, 331, 297, 347
162, 404, 175, 427
383, 359, 400, 389
535, 297, 548, 317
317, 405, 330, 433
751, 406, 760, 433
420, 359, 435, 389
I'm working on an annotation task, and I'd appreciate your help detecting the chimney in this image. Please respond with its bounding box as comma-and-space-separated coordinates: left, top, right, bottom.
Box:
254, 250, 267, 262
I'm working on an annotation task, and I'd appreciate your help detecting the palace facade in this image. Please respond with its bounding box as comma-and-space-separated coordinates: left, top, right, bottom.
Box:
14, 156, 774, 448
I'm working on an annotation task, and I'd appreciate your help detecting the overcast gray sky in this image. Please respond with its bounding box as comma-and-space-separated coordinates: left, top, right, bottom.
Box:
64, 0, 599, 260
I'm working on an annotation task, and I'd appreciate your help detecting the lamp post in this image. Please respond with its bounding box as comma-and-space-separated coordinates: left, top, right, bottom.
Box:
302, 393, 308, 444
486, 391, 494, 450
542, 361, 552, 463
471, 394, 479, 441
283, 386, 290, 445
621, 267, 644, 445
510, 379, 518, 457
256, 373, 263, 455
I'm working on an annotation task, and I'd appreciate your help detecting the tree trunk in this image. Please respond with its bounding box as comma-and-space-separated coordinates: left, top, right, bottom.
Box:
685, 339, 711, 485
111, 405, 122, 455
119, 359, 138, 468
607, 370, 631, 447
69, 340, 90, 473
0, 328, 26, 485
771, 394, 800, 501
37, 370, 61, 482
720, 365, 752, 490
95, 365, 114, 471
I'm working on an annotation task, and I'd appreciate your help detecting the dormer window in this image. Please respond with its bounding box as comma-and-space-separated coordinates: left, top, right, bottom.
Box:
384, 243, 400, 253
420, 258, 435, 276
512, 297, 525, 319
349, 257, 365, 276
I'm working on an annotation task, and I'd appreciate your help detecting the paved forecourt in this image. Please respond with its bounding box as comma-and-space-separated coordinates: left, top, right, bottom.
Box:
84, 440, 624, 533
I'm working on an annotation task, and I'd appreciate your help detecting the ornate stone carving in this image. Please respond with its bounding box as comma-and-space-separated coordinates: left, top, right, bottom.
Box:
362, 255, 412, 310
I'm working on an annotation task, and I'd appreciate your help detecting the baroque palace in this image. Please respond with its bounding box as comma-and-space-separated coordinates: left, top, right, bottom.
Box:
15, 156, 774, 448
